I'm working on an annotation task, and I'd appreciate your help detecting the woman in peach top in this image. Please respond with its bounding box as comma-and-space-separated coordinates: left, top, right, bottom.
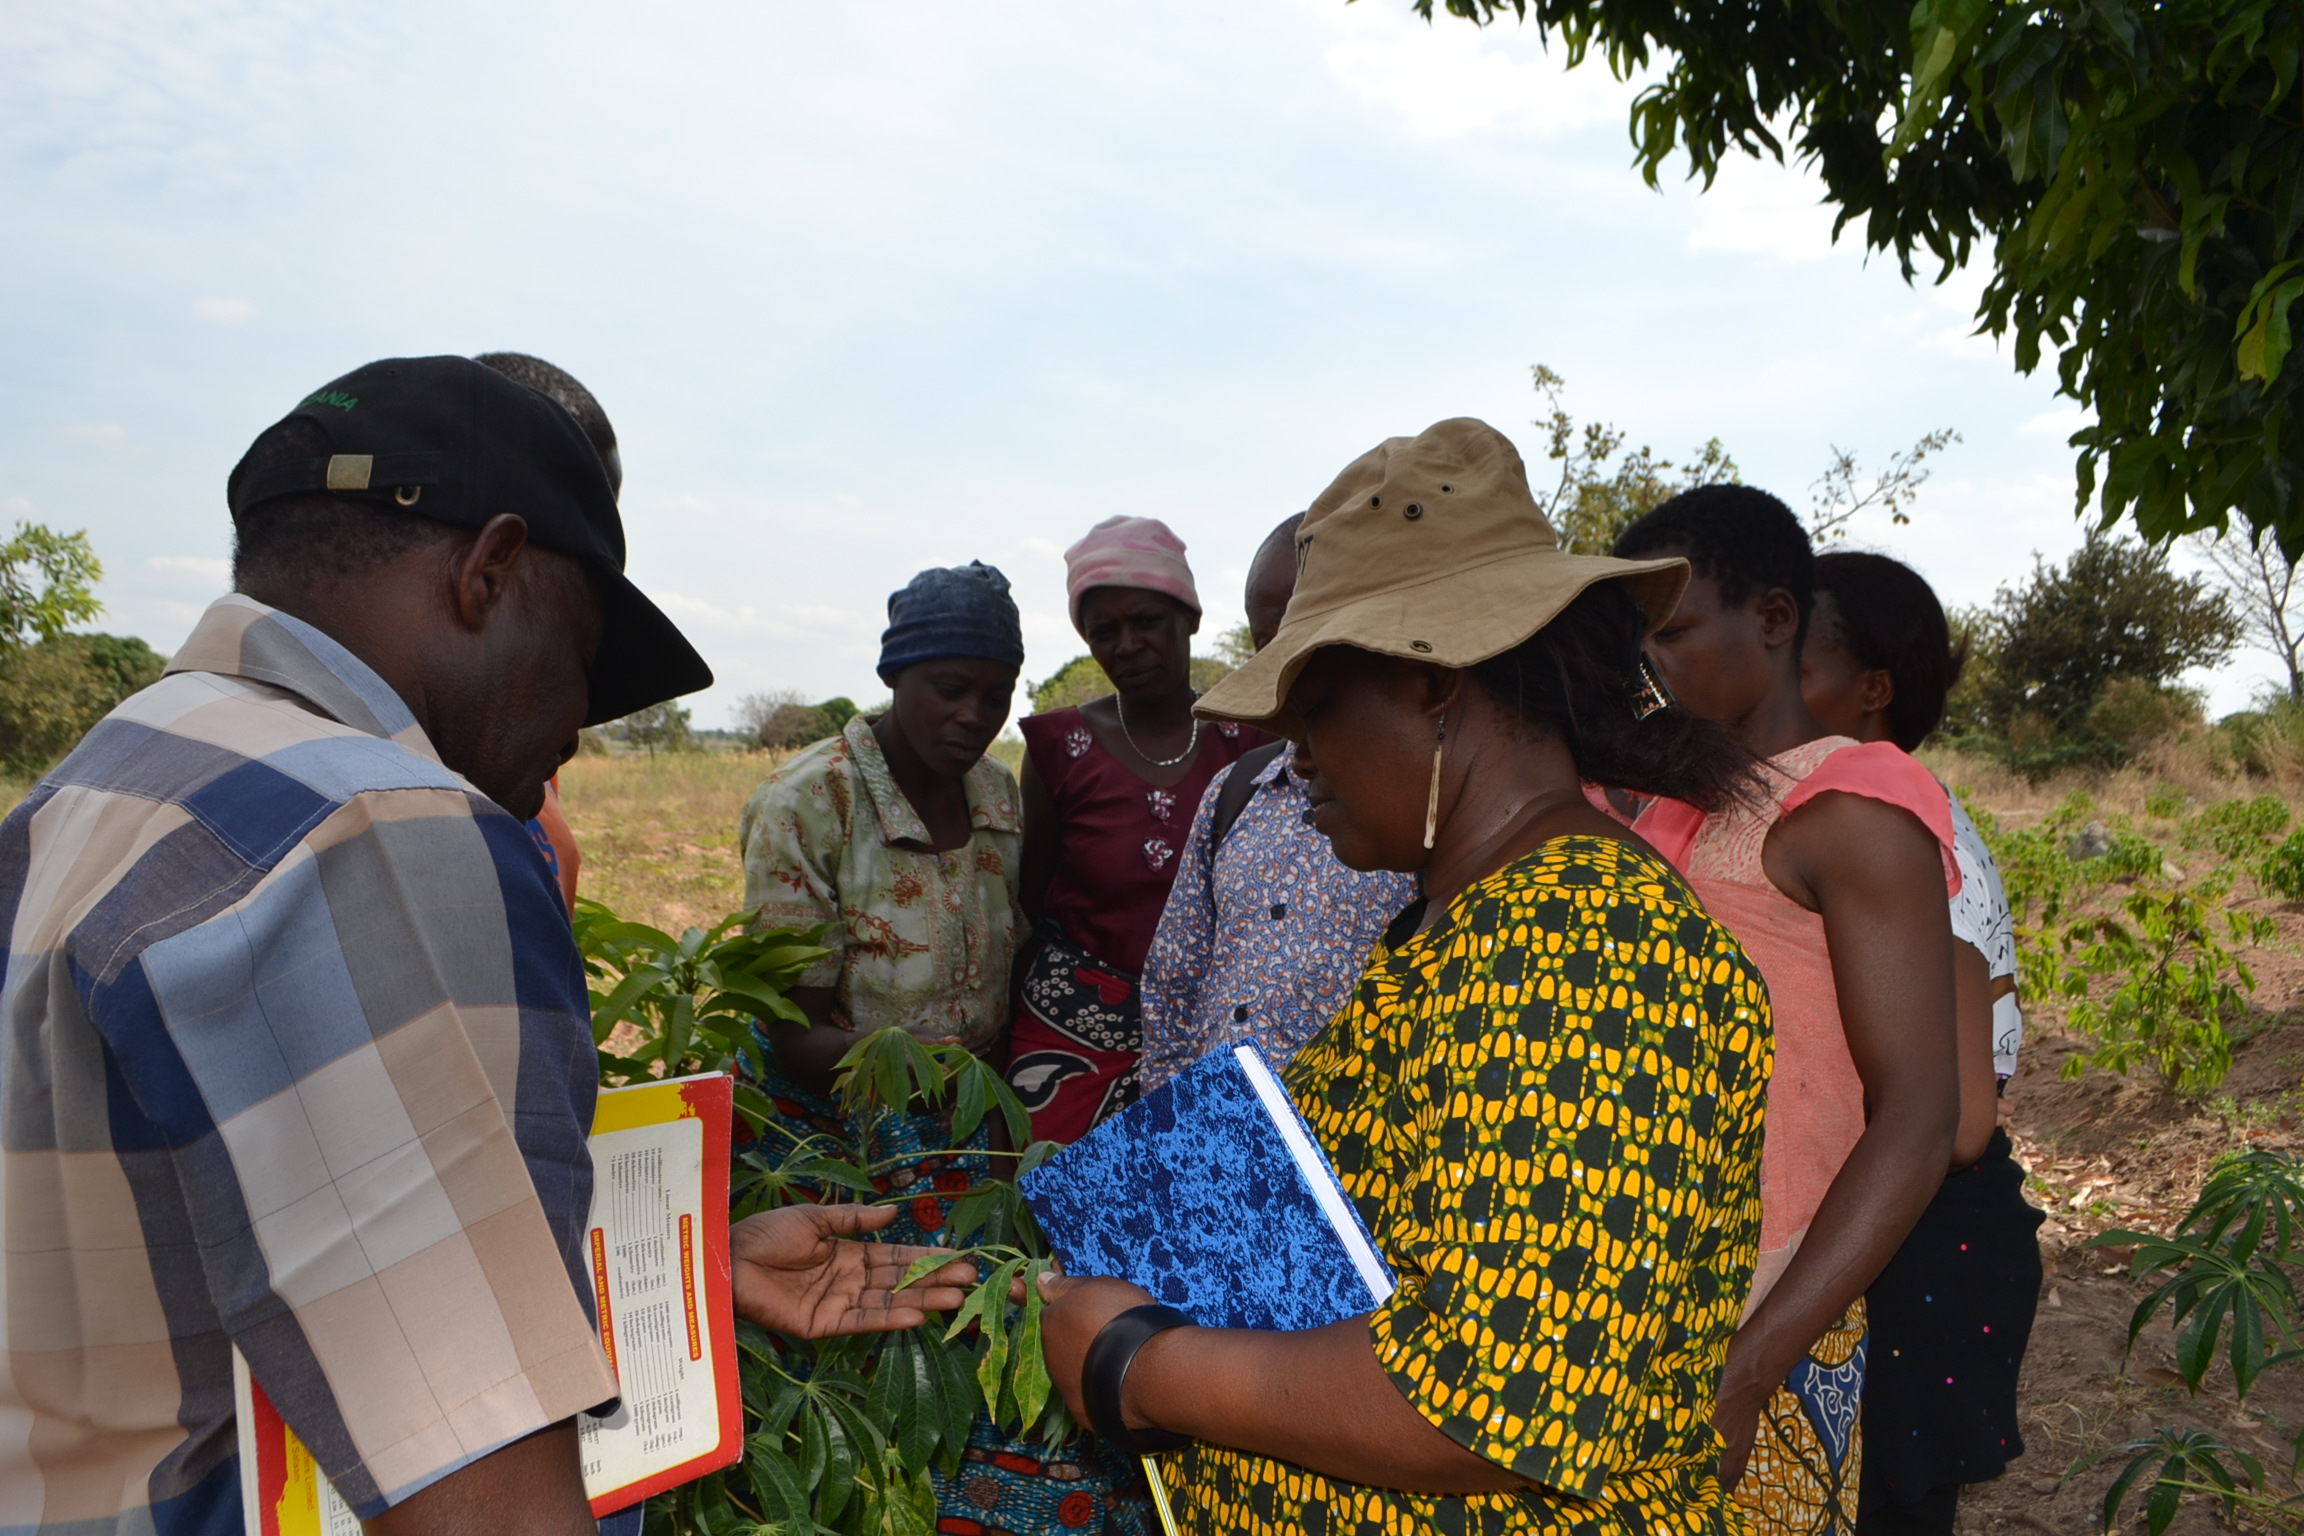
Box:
1614, 488, 1961, 1536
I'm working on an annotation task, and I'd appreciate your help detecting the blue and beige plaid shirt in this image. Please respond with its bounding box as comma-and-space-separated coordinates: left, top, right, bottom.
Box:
0, 595, 617, 1534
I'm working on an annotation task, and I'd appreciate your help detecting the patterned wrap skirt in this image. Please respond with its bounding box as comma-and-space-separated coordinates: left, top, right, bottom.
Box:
1736, 1297, 1867, 1536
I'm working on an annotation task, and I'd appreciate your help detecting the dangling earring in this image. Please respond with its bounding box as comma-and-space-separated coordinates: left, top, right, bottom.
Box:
1632, 655, 1677, 720
1424, 713, 1447, 851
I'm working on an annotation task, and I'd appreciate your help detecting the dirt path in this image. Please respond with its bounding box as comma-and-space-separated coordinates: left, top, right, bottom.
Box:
1963, 997, 2304, 1532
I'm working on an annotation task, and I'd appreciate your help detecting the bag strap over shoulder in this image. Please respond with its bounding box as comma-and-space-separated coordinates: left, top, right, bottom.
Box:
1209, 741, 1286, 857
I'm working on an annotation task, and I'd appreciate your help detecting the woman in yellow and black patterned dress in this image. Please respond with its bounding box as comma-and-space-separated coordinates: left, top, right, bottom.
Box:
1032, 417, 1777, 1535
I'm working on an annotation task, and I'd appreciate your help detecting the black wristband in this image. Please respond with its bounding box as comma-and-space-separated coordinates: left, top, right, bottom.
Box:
1081, 1303, 1194, 1455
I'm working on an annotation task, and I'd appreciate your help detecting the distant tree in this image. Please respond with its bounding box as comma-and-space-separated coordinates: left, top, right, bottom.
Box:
817, 697, 860, 731
1530, 364, 1954, 551
1424, 0, 2304, 553
1807, 429, 1962, 542
733, 689, 802, 741
0, 523, 101, 652
0, 528, 164, 774
615, 701, 694, 757
1970, 535, 2239, 747
1529, 365, 1739, 554
1030, 656, 1111, 714
1209, 624, 1257, 669
2190, 531, 2304, 704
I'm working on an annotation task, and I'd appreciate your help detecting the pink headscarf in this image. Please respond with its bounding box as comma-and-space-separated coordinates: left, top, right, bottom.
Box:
1063, 515, 1201, 632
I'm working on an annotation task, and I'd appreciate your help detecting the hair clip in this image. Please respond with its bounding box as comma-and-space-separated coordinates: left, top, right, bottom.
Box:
1632, 655, 1676, 720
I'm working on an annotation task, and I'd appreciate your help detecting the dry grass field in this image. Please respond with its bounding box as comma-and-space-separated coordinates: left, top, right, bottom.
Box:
556, 747, 774, 933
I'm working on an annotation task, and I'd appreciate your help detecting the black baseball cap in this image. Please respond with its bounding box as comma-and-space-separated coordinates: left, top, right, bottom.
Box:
227, 355, 712, 725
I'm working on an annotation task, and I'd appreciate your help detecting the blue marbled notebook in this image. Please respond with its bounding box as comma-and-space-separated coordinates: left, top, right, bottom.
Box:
1019, 1044, 1395, 1331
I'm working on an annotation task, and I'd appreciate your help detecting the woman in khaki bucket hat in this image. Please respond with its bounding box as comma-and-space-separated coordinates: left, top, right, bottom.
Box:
1032, 418, 1779, 1533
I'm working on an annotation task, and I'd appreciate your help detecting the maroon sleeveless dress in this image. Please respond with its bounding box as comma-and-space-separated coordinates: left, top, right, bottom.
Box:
1009, 706, 1266, 1142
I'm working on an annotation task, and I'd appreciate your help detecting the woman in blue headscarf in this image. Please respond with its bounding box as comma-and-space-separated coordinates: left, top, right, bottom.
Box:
740, 560, 1028, 1241
739, 565, 1154, 1536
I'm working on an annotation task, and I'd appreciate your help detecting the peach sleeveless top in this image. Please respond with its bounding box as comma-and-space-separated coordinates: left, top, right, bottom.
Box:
1637, 738, 1958, 1309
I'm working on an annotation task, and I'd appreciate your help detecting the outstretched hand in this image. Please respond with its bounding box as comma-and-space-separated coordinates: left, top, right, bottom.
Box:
731, 1204, 977, 1339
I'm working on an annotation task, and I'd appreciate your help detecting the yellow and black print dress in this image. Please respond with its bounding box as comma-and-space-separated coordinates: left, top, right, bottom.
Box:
1165, 836, 1772, 1536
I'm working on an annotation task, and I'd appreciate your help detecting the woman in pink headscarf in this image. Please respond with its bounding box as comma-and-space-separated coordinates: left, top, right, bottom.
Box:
1009, 516, 1269, 1143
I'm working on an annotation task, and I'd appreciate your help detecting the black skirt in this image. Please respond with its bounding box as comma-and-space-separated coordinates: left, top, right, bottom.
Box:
1860, 1130, 2045, 1510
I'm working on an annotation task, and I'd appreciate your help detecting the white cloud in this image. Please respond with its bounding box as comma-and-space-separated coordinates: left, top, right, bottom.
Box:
146, 554, 231, 584
2022, 408, 2091, 438
193, 297, 254, 323
61, 422, 127, 447
1, 497, 31, 518
1318, 8, 1642, 142
1683, 153, 1845, 265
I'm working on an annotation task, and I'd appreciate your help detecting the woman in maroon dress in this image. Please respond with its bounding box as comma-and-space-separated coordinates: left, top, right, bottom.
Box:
1010, 515, 1267, 1142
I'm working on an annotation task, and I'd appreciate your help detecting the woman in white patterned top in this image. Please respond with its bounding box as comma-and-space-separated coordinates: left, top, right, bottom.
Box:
1802, 551, 2042, 1536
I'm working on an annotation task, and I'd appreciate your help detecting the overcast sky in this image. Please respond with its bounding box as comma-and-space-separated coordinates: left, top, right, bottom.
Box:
1, 0, 2274, 724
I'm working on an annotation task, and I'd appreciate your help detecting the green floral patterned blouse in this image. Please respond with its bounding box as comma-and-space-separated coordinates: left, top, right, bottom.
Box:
1165, 835, 1773, 1536
740, 716, 1023, 1052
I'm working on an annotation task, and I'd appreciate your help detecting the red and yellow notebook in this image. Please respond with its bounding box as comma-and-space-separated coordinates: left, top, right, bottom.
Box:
235, 1072, 741, 1531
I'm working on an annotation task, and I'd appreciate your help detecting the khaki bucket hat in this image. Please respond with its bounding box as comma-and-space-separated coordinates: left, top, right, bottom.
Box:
1195, 416, 1689, 731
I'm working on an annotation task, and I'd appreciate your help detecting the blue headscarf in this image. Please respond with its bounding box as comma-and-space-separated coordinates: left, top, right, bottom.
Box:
877, 561, 1025, 684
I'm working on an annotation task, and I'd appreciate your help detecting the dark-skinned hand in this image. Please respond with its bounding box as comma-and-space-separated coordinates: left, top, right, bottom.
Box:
731, 1203, 976, 1339
1035, 1271, 1159, 1428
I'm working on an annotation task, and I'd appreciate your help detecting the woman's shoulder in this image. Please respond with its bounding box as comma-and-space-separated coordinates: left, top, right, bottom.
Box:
1019, 705, 1102, 784
741, 730, 859, 834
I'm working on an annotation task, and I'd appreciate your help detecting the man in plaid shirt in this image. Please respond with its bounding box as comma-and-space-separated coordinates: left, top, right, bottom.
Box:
0, 357, 973, 1536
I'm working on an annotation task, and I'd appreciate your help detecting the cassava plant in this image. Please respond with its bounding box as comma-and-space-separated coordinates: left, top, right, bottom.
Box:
573, 900, 1078, 1535
2085, 1151, 2304, 1533
2051, 879, 2277, 1096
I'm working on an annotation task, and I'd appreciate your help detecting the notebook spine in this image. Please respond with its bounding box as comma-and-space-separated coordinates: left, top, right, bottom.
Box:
1229, 1046, 1396, 1305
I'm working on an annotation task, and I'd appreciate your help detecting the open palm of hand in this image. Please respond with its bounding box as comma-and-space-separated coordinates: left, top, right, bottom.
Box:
730, 1204, 977, 1340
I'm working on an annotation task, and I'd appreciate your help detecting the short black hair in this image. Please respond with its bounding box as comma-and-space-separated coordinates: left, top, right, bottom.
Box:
230, 417, 456, 592
1613, 484, 1816, 644
1256, 513, 1303, 563
1813, 550, 1965, 751
1469, 581, 1759, 812
472, 351, 617, 461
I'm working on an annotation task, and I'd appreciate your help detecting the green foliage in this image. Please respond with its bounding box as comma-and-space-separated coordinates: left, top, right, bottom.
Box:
1209, 623, 1256, 669
818, 697, 860, 732
2146, 786, 2193, 820
0, 524, 101, 651
2084, 1151, 2304, 1531
1962, 535, 2237, 771
2185, 793, 2294, 860
1029, 655, 1110, 714
2052, 880, 2276, 1094
0, 633, 167, 773
1528, 363, 1739, 555
2262, 829, 2304, 900
1416, 0, 2304, 555
574, 901, 1075, 1534
615, 701, 695, 757
1028, 654, 1231, 715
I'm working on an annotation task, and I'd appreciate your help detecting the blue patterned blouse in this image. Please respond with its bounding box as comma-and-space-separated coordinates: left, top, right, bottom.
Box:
1138, 744, 1421, 1089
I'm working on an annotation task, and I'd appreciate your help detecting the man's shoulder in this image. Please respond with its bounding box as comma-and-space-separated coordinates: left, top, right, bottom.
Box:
59, 667, 467, 803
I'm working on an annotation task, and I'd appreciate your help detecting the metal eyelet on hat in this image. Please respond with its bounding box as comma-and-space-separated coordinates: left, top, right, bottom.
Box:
395, 485, 422, 506
1370, 494, 1382, 508
1409, 639, 1433, 653
1403, 503, 1423, 520
1440, 484, 1452, 493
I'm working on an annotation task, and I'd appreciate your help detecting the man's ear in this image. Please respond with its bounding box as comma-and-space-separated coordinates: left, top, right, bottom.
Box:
1754, 588, 1803, 652
447, 515, 532, 633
